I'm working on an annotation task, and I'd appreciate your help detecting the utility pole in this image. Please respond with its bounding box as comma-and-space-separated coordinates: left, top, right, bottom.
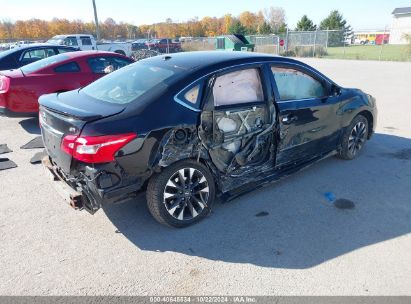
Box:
92, 0, 101, 41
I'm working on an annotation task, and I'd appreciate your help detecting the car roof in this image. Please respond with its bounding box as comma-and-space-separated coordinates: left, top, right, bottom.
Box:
0, 44, 78, 57
143, 51, 296, 71
11, 43, 77, 50
140, 51, 336, 88
62, 50, 127, 59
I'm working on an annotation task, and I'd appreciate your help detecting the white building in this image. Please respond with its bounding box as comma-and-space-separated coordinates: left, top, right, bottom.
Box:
390, 7, 411, 44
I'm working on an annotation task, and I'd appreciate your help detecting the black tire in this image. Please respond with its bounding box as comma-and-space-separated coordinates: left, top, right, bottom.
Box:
337, 115, 369, 160
146, 160, 215, 228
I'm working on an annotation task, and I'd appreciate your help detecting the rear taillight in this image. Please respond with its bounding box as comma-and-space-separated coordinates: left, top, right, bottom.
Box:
0, 76, 10, 93
61, 133, 137, 164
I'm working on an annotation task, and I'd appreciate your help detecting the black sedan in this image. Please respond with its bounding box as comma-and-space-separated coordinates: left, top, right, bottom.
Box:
39, 51, 377, 227
0, 44, 79, 70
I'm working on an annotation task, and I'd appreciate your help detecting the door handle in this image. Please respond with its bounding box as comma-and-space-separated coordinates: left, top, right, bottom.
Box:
282, 114, 298, 124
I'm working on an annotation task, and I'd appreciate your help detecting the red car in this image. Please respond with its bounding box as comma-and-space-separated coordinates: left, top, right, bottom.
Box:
0, 51, 134, 115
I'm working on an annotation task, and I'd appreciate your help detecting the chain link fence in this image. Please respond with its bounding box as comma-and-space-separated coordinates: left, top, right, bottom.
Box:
180, 37, 216, 52
247, 35, 280, 54
2, 28, 411, 61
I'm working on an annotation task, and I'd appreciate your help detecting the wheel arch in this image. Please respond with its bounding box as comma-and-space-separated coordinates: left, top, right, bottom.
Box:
357, 110, 374, 139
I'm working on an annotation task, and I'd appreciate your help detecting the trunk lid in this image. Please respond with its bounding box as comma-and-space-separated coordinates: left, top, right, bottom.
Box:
39, 90, 125, 173
0, 69, 24, 78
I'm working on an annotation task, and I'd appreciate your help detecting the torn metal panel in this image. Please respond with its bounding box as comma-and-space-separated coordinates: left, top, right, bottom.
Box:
156, 126, 204, 168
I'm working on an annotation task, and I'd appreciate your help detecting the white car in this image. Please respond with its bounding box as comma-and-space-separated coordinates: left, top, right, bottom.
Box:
47, 34, 133, 57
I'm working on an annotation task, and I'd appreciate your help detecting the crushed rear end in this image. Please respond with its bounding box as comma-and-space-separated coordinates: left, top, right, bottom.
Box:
39, 90, 140, 213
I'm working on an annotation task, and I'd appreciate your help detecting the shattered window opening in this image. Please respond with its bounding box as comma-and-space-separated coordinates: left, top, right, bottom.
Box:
213, 68, 264, 107
184, 85, 200, 104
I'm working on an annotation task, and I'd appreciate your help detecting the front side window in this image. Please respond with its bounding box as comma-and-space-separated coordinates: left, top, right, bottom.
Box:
88, 57, 112, 74
82, 62, 176, 105
110, 57, 132, 70
271, 66, 326, 101
212, 68, 264, 107
64, 37, 78, 46
88, 57, 132, 74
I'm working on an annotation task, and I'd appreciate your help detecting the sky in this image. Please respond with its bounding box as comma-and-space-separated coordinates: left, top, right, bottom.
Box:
1, 0, 410, 30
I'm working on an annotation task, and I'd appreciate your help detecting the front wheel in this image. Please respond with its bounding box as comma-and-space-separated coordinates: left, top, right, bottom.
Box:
146, 160, 215, 228
337, 115, 369, 160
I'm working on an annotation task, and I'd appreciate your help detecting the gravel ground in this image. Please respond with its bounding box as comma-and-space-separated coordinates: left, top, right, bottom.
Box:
0, 58, 410, 296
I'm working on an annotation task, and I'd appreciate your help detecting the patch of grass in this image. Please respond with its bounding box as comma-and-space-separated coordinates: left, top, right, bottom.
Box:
325, 44, 411, 61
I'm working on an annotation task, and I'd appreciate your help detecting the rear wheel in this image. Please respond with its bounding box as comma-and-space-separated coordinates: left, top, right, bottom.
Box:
337, 115, 369, 160
146, 160, 215, 228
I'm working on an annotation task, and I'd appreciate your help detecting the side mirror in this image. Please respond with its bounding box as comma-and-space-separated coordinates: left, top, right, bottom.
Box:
331, 85, 341, 96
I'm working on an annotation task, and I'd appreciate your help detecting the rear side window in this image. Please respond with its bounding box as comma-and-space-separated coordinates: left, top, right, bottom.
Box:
271, 66, 326, 101
80, 37, 92, 46
0, 54, 18, 70
54, 62, 80, 73
23, 48, 56, 60
184, 85, 200, 104
212, 68, 264, 107
82, 63, 176, 104
21, 54, 70, 74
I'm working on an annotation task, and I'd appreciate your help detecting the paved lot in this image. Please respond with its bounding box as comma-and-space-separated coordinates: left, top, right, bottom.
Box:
0, 58, 410, 296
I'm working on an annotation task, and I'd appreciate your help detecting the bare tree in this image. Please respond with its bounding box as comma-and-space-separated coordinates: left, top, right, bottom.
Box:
1, 19, 14, 39
263, 6, 286, 33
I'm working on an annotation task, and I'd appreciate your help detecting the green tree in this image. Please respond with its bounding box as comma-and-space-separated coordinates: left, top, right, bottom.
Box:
295, 15, 316, 31
258, 22, 272, 34
319, 10, 352, 46
228, 20, 247, 35
277, 23, 287, 34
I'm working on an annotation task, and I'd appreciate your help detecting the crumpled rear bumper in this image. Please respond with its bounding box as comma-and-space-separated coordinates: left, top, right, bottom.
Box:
42, 156, 84, 210
42, 156, 143, 213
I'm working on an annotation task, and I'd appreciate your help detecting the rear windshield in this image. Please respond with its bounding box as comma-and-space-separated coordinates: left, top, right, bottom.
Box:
82, 62, 176, 104
0, 48, 16, 59
21, 54, 69, 74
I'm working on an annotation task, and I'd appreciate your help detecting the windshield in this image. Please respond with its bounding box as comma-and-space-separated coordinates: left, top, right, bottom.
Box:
47, 36, 64, 45
82, 62, 176, 105
21, 54, 69, 74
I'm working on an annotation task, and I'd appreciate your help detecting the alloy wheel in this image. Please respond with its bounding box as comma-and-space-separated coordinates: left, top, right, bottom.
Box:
348, 121, 367, 156
163, 168, 209, 221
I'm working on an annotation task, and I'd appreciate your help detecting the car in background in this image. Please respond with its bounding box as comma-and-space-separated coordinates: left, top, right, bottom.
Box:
47, 34, 133, 57
146, 38, 182, 53
131, 39, 149, 51
39, 51, 377, 228
9, 40, 36, 49
0, 51, 133, 115
0, 44, 79, 70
